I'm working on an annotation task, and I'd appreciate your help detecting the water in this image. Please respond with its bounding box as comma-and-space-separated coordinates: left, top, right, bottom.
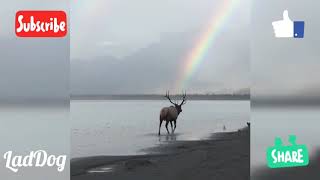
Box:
251, 107, 320, 173
0, 105, 69, 180
71, 100, 249, 158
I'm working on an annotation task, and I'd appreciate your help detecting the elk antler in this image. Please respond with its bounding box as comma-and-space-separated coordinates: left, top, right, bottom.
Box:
179, 91, 187, 106
164, 91, 177, 105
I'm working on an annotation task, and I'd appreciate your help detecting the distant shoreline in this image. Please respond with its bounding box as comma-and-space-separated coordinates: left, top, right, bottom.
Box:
71, 94, 250, 101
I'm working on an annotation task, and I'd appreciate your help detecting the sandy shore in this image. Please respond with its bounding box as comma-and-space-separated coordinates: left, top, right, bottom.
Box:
71, 127, 249, 180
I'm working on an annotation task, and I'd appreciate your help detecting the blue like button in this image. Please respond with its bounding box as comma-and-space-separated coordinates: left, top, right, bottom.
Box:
294, 21, 305, 38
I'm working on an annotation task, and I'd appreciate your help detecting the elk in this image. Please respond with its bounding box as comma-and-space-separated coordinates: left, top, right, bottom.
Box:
158, 91, 187, 135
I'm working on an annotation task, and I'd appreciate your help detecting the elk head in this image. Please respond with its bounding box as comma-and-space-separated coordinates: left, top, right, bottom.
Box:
164, 91, 187, 114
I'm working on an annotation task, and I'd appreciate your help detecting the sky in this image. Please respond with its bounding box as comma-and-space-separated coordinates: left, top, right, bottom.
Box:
71, 0, 320, 97
0, 0, 318, 98
0, 0, 69, 101
71, 0, 252, 94
251, 0, 320, 98
71, 0, 251, 59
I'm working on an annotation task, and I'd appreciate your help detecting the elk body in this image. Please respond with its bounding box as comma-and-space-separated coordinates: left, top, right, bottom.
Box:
158, 91, 187, 135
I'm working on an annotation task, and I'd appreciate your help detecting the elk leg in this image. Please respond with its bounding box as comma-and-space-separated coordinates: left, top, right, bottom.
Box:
173, 120, 177, 133
158, 120, 163, 135
165, 121, 170, 134
170, 121, 173, 132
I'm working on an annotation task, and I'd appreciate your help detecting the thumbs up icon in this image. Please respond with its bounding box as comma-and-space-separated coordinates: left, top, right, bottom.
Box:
272, 10, 305, 38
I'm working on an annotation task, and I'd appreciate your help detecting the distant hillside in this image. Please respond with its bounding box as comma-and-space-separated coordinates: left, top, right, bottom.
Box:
71, 29, 249, 95
71, 94, 250, 100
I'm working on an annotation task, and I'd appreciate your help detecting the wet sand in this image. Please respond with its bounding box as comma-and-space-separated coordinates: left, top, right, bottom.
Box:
71, 127, 249, 180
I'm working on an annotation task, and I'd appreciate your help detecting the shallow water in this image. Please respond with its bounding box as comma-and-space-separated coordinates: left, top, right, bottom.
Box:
0, 105, 69, 180
71, 100, 249, 157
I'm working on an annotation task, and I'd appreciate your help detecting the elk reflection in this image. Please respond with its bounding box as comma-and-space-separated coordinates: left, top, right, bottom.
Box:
158, 133, 178, 142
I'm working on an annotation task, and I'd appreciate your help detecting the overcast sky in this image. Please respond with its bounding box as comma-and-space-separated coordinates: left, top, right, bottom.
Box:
71, 0, 251, 59
0, 0, 69, 101
1, 0, 318, 98
71, 0, 252, 94
251, 0, 320, 98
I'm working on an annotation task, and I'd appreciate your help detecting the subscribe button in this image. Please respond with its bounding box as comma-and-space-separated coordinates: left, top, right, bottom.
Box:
15, 11, 67, 38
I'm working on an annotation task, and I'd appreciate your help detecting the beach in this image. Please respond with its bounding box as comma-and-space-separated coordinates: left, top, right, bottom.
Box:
71, 126, 249, 180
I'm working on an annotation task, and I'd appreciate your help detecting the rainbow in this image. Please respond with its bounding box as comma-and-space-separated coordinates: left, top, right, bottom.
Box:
175, 0, 239, 91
